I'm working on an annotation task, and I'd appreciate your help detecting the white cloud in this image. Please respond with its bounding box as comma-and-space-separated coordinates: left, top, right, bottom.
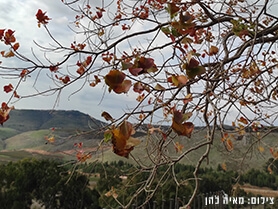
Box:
0, 0, 171, 121
0, 0, 87, 113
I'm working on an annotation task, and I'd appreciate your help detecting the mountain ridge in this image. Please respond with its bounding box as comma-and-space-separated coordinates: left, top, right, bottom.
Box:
3, 109, 104, 133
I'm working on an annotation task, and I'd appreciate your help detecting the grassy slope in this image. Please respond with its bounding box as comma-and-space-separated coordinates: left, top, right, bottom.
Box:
92, 130, 275, 172
0, 109, 276, 171
4, 130, 49, 150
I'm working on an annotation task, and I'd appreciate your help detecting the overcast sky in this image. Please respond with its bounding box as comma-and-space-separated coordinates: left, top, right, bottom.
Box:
1, 0, 278, 126
0, 0, 142, 121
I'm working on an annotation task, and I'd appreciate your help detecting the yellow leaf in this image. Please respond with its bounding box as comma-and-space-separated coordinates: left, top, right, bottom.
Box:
221, 162, 227, 171
270, 147, 278, 158
105, 187, 118, 199
267, 165, 273, 174
154, 83, 165, 90
258, 146, 264, 153
183, 93, 193, 104
175, 142, 184, 153
226, 138, 233, 151
1, 50, 15, 58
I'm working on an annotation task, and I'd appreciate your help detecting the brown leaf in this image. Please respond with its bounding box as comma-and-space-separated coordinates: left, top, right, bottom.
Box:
169, 75, 188, 87
208, 45, 219, 56
167, 3, 180, 18
111, 120, 140, 158
129, 57, 158, 76
133, 82, 145, 93
184, 58, 205, 79
1, 50, 15, 58
105, 70, 131, 94
172, 120, 194, 138
0, 102, 14, 125
101, 111, 114, 122
12, 42, 20, 51
173, 109, 192, 124
238, 116, 248, 125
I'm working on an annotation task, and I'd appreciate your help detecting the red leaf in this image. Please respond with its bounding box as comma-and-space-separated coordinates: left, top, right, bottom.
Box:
86, 56, 92, 65
49, 65, 59, 72
76, 66, 85, 75
0, 29, 4, 39
13, 91, 20, 98
114, 80, 132, 94
20, 69, 29, 77
129, 68, 143, 76
105, 70, 125, 86
3, 84, 13, 93
4, 29, 16, 45
168, 75, 188, 87
173, 109, 192, 124
101, 52, 114, 64
60, 75, 70, 84
96, 11, 103, 19
187, 57, 199, 69
36, 9, 51, 27
90, 75, 101, 87
76, 56, 92, 75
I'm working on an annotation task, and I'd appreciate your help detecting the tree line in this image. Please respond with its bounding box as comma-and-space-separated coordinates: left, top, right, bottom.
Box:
0, 158, 277, 209
0, 159, 101, 209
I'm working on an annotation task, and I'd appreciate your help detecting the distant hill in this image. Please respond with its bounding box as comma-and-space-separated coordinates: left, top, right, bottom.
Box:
0, 109, 275, 172
3, 109, 104, 132
0, 109, 107, 162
